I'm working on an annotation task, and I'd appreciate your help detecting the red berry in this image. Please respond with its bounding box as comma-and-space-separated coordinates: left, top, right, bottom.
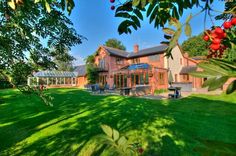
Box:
214, 27, 223, 35
210, 43, 220, 50
218, 32, 227, 39
138, 148, 144, 154
212, 38, 221, 44
203, 35, 209, 41
110, 0, 115, 3
223, 21, 232, 29
111, 5, 115, 10
211, 33, 218, 39
231, 17, 236, 25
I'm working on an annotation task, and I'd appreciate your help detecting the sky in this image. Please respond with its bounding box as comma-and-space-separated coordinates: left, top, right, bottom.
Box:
68, 0, 225, 65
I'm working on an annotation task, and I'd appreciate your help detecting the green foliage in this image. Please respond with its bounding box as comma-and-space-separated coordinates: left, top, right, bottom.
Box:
104, 38, 126, 50
190, 59, 236, 93
53, 48, 75, 71
17, 85, 54, 106
226, 80, 236, 94
85, 55, 98, 84
154, 89, 168, 95
181, 33, 209, 57
0, 71, 13, 89
10, 62, 34, 86
115, 0, 205, 35
225, 45, 236, 62
86, 64, 98, 84
0, 0, 84, 70
82, 124, 138, 156
7, 0, 75, 15
215, 1, 236, 20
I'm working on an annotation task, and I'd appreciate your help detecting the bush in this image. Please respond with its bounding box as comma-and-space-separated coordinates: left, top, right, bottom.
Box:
154, 89, 168, 95
0, 80, 13, 89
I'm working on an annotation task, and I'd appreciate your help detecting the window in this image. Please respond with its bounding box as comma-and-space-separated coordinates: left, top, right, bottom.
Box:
140, 73, 144, 84
131, 74, 135, 86
116, 57, 123, 64
159, 73, 165, 85
131, 58, 140, 64
183, 74, 190, 81
124, 75, 127, 87
145, 73, 149, 84
99, 59, 105, 68
149, 54, 160, 61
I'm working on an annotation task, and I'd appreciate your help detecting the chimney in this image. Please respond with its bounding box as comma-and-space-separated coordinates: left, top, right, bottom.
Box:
133, 44, 139, 53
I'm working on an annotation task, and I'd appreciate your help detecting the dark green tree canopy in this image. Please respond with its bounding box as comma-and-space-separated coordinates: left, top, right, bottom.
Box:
181, 34, 208, 57
0, 0, 84, 71
104, 38, 126, 50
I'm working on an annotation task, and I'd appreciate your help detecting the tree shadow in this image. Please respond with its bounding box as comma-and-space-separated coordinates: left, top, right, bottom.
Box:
0, 89, 236, 155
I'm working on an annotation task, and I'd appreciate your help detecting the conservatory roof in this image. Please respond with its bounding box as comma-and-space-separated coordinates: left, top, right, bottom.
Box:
33, 71, 77, 78
121, 63, 151, 70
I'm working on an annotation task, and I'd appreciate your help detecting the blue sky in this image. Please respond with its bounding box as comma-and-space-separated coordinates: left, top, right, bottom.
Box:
68, 0, 225, 65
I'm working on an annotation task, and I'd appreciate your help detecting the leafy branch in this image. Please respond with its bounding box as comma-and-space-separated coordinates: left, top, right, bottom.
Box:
190, 59, 236, 94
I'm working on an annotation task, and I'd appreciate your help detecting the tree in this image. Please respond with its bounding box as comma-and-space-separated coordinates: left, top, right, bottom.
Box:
10, 61, 33, 86
0, 0, 84, 104
0, 1, 84, 73
85, 55, 98, 84
53, 48, 75, 71
182, 34, 208, 57
104, 38, 126, 50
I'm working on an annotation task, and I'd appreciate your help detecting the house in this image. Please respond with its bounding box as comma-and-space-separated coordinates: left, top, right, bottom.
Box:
93, 44, 203, 94
74, 65, 87, 88
167, 45, 204, 91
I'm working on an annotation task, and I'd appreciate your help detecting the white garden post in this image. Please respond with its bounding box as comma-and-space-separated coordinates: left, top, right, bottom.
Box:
47, 78, 49, 86
27, 77, 30, 86
36, 77, 39, 85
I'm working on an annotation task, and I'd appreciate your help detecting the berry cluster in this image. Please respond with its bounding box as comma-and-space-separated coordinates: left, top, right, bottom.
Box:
203, 17, 236, 58
109, 0, 116, 10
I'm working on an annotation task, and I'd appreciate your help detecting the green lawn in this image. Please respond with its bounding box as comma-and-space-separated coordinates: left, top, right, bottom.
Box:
0, 88, 236, 156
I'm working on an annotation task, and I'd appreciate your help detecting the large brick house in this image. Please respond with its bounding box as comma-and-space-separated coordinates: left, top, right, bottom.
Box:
91, 44, 204, 94
29, 44, 204, 93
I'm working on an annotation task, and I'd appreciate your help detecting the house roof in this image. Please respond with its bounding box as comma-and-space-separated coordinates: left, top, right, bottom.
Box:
33, 71, 77, 78
101, 44, 168, 58
102, 46, 129, 58
179, 66, 197, 74
74, 65, 87, 76
128, 45, 168, 58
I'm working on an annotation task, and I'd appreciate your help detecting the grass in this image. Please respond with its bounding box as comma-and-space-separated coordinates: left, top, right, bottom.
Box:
0, 88, 236, 155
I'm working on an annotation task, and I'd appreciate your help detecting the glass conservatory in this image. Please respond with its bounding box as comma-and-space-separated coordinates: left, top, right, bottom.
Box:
28, 71, 77, 87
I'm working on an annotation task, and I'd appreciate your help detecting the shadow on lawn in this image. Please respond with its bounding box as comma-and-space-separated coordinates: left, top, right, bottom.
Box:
0, 89, 236, 156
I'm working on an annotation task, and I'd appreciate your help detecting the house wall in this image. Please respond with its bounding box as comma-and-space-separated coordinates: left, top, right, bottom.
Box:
77, 76, 87, 88
94, 47, 168, 91
167, 46, 184, 82
168, 45, 204, 90
127, 53, 165, 68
